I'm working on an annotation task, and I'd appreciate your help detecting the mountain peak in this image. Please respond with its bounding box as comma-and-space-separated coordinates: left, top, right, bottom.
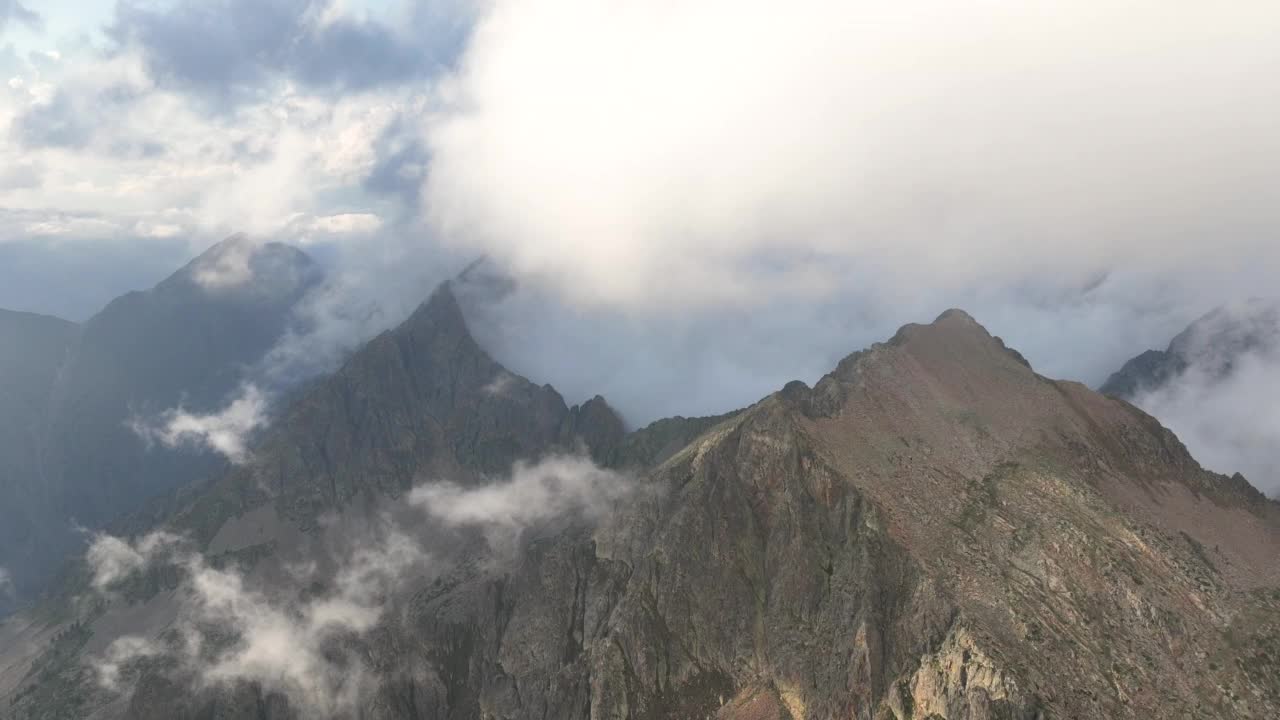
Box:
934, 307, 980, 325
819, 308, 1029, 388
167, 235, 320, 298
393, 279, 476, 354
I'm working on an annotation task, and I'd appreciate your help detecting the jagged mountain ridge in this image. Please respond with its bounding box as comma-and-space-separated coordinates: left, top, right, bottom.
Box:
396, 309, 1278, 719
2, 301, 1278, 719
0, 237, 323, 611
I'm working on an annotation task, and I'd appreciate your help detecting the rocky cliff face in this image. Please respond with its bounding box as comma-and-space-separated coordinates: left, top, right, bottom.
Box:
4, 307, 1278, 720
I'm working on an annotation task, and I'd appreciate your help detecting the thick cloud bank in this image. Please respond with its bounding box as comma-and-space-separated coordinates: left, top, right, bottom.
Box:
427, 0, 1280, 313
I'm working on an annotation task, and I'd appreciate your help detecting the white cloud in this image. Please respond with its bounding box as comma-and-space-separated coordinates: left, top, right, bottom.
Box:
133, 220, 184, 239
307, 212, 384, 235
481, 369, 516, 397
87, 531, 185, 592
0, 35, 423, 251
95, 637, 162, 693
131, 384, 269, 463
425, 0, 1280, 313
410, 454, 641, 558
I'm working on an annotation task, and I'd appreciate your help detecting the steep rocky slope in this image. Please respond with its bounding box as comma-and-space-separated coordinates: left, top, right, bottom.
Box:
0, 237, 323, 611
4, 308, 1278, 720
0, 310, 79, 614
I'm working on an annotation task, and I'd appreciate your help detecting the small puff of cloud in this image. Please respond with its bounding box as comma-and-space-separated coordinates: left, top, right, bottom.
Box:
87, 531, 185, 591
130, 384, 269, 464
481, 369, 517, 397
95, 636, 162, 693
409, 454, 642, 558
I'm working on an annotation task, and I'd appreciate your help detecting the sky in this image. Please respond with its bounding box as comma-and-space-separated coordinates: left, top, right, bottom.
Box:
2, 1, 1280, 488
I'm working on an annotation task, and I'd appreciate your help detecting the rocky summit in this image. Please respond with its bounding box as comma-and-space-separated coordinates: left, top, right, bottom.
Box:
1, 293, 1278, 720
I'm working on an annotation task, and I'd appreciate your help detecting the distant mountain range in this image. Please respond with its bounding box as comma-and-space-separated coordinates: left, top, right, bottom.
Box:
1, 255, 1276, 719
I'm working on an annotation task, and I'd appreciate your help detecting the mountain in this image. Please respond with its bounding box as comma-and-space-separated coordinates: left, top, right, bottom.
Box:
0, 236, 323, 611
1101, 298, 1280, 399
0, 277, 635, 717
0, 310, 79, 616
3, 306, 1279, 720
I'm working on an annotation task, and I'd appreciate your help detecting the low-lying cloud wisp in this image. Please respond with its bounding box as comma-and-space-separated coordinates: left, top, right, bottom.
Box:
86, 531, 185, 592
410, 454, 642, 558
130, 384, 269, 464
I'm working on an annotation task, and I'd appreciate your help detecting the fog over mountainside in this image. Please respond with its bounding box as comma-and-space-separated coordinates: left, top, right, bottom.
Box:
1102, 298, 1280, 495
0, 237, 324, 613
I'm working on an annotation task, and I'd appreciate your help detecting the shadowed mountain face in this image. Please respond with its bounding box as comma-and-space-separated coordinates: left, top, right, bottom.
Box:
4, 301, 1277, 720
0, 237, 323, 611
0, 310, 79, 616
